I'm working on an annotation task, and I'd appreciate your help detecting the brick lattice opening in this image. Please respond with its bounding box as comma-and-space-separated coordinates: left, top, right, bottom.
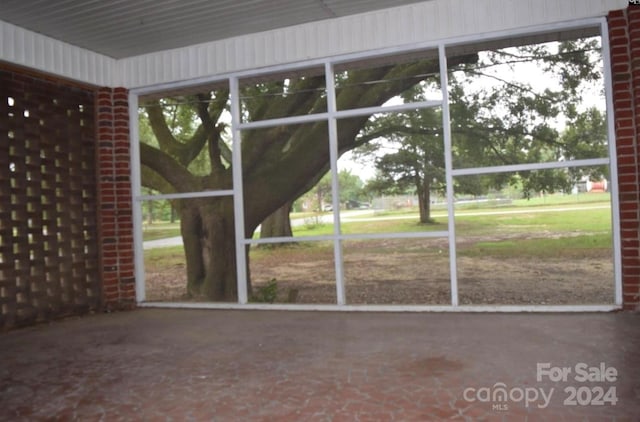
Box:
0, 68, 100, 328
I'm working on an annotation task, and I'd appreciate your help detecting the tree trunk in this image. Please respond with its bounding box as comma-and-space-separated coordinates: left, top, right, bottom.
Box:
180, 197, 244, 301
147, 200, 154, 225
316, 189, 323, 211
260, 200, 293, 239
170, 204, 177, 223
417, 178, 432, 224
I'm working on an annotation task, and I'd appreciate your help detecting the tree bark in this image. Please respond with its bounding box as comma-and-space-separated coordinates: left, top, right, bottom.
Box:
147, 200, 154, 225
260, 200, 293, 239
170, 204, 177, 224
417, 178, 432, 224
179, 197, 241, 301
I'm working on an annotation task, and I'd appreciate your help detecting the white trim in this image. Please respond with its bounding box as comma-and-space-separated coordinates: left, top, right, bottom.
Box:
332, 100, 442, 120
137, 190, 234, 201
600, 18, 623, 306
116, 1, 625, 88
0, 19, 116, 86
235, 100, 443, 131
247, 235, 335, 245
129, 17, 622, 312
138, 302, 621, 313
1, 3, 627, 88
126, 18, 609, 96
238, 112, 330, 130
230, 76, 249, 305
440, 44, 459, 307
452, 158, 611, 176
129, 93, 146, 303
325, 62, 346, 306
130, 75, 231, 97
338, 231, 449, 241
246, 231, 450, 245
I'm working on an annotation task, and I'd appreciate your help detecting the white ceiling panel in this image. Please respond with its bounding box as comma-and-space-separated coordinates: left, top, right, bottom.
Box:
0, 0, 431, 58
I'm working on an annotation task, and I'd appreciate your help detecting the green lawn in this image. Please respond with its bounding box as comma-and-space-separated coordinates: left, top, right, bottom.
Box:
142, 223, 181, 241
145, 245, 185, 266
458, 233, 612, 258
453, 207, 611, 236
144, 198, 613, 266
143, 193, 611, 240
293, 203, 611, 237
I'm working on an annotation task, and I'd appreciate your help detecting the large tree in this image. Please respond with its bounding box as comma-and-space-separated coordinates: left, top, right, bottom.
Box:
355, 37, 606, 216
356, 85, 445, 223
449, 37, 606, 195
295, 169, 367, 212
140, 56, 473, 300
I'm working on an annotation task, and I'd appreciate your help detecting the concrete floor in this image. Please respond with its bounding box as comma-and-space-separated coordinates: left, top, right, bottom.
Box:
1, 309, 639, 421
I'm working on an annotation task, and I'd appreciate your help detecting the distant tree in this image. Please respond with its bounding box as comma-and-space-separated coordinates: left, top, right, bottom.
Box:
294, 169, 368, 212
449, 37, 605, 196
338, 170, 368, 207
356, 37, 607, 218
357, 86, 445, 223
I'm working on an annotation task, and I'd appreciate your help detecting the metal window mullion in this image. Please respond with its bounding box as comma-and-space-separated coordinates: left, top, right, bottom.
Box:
325, 61, 346, 306
238, 112, 329, 130
451, 158, 611, 177
236, 100, 442, 131
243, 230, 452, 246
439, 44, 458, 307
230, 76, 249, 304
138, 302, 619, 312
333, 100, 442, 119
139, 190, 235, 201
129, 92, 146, 303
600, 18, 623, 306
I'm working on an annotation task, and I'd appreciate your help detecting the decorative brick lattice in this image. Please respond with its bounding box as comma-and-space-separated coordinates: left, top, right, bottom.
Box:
0, 68, 100, 328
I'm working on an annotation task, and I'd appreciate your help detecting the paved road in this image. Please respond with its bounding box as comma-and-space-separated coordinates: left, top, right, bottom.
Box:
143, 205, 610, 249
143, 236, 185, 249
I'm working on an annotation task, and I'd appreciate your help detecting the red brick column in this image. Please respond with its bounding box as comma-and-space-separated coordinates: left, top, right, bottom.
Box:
97, 87, 135, 309
608, 7, 640, 310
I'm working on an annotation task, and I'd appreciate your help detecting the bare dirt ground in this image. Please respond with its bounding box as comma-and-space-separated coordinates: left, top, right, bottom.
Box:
145, 237, 614, 305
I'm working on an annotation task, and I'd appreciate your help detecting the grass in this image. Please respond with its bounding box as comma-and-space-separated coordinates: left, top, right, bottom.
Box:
454, 207, 611, 236
292, 205, 611, 237
142, 193, 611, 240
361, 194, 610, 215
143, 223, 181, 241
458, 233, 612, 258
291, 218, 448, 237
143, 193, 614, 266
144, 245, 184, 269
145, 210, 613, 266
511, 192, 610, 207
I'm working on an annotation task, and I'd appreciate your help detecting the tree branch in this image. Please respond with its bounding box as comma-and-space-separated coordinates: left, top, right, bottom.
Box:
195, 94, 225, 174
140, 166, 177, 194
139, 142, 198, 192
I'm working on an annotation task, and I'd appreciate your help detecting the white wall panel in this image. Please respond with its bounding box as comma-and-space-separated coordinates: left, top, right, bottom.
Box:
1, 0, 629, 88
0, 19, 116, 86
118, 0, 626, 89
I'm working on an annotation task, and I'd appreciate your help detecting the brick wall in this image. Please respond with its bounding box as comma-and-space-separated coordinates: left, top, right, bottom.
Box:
609, 6, 640, 310
1, 66, 101, 328
97, 87, 135, 310
2, 10, 639, 318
